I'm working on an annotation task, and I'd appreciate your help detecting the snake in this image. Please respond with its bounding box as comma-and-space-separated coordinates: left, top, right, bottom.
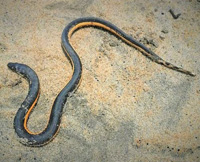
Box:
7, 17, 195, 147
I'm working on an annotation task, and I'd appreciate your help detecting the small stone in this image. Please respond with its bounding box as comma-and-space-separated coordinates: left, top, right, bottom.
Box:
159, 35, 165, 40
161, 29, 169, 34
109, 41, 118, 47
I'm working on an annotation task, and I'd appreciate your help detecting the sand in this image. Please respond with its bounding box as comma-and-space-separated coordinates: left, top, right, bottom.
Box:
0, 0, 200, 161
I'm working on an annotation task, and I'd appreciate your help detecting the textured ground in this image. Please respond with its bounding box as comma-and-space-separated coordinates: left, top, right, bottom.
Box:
0, 0, 200, 162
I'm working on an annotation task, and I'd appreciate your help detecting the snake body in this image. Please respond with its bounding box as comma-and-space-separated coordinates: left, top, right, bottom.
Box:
7, 17, 195, 146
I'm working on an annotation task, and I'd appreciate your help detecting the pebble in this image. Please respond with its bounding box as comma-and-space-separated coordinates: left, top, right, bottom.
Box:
161, 29, 169, 34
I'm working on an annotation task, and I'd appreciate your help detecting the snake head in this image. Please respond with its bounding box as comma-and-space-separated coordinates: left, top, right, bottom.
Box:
7, 62, 17, 71
7, 62, 25, 74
